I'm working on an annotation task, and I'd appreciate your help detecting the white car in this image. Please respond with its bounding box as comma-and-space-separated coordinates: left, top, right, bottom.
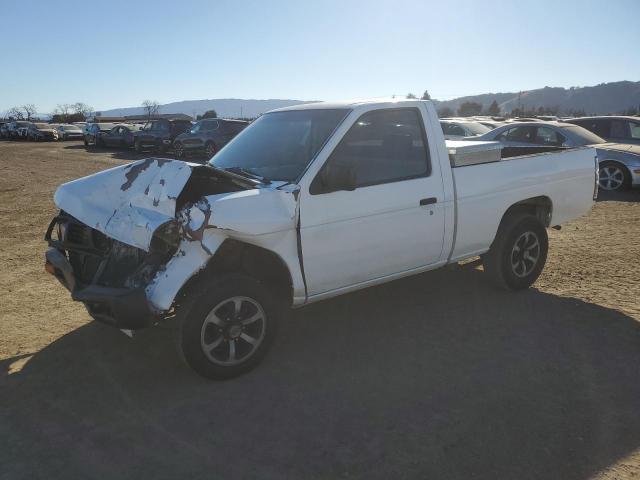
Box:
440, 119, 492, 140
45, 99, 597, 379
55, 124, 85, 141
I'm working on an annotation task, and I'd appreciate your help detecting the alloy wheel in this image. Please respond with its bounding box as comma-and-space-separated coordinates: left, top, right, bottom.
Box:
510, 231, 540, 278
200, 296, 266, 366
599, 165, 624, 191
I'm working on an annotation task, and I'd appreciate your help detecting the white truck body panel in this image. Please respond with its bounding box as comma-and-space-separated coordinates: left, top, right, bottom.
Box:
51, 99, 596, 314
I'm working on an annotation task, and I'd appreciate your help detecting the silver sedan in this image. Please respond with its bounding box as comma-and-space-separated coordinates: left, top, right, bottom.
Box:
473, 121, 640, 191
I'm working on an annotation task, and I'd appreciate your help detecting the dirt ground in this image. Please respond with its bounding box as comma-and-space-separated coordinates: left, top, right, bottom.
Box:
1, 140, 639, 480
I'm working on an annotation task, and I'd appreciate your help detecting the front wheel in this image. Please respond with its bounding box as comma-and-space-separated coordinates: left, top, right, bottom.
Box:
174, 274, 281, 379
483, 214, 548, 290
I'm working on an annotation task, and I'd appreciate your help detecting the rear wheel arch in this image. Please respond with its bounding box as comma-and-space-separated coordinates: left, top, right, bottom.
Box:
499, 196, 553, 230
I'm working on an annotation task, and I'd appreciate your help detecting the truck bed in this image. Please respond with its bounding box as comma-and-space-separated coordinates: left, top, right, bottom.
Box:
448, 146, 597, 261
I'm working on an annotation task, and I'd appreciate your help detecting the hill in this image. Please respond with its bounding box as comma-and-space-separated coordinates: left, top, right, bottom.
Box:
433, 81, 640, 115
98, 98, 313, 119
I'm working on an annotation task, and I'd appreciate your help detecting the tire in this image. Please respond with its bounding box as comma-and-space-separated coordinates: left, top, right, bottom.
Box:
204, 142, 216, 158
598, 161, 630, 192
84, 137, 88, 146
482, 214, 548, 291
174, 141, 185, 159
174, 273, 281, 380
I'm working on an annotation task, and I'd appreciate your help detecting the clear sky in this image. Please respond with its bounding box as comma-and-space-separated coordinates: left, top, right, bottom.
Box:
1, 0, 639, 113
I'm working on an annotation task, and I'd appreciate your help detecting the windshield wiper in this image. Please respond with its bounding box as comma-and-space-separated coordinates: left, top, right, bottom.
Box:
223, 167, 271, 184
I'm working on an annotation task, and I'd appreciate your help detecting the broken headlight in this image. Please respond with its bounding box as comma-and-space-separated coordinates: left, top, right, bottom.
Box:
149, 221, 180, 262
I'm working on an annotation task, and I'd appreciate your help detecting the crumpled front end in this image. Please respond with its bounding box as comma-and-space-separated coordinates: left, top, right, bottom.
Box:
46, 158, 301, 328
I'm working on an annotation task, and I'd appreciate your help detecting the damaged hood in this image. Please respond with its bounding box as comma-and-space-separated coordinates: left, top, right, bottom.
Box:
54, 158, 298, 252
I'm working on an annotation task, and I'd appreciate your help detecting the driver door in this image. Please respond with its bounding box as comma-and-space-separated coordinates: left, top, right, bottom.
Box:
299, 107, 446, 297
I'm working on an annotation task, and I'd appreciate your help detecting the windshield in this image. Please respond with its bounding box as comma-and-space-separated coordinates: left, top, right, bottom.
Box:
64, 125, 81, 131
563, 125, 606, 145
210, 109, 349, 182
463, 122, 491, 135
34, 123, 49, 129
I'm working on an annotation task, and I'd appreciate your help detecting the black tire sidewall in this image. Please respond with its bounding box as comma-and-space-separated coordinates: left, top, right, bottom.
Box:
177, 274, 280, 380
497, 216, 548, 290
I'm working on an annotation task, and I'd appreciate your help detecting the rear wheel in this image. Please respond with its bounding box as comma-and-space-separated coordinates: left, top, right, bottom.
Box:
483, 214, 548, 290
599, 162, 630, 191
174, 274, 281, 379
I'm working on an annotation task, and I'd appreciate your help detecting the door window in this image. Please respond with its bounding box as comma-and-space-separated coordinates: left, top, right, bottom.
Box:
202, 120, 219, 131
442, 123, 466, 136
322, 108, 430, 188
629, 121, 640, 139
534, 127, 565, 146
610, 120, 631, 138
497, 126, 536, 143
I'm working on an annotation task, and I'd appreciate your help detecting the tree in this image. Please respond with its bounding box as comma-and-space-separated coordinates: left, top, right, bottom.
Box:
421, 90, 431, 100
197, 109, 218, 120
22, 104, 37, 120
406, 93, 417, 99
53, 103, 72, 117
72, 102, 93, 119
6, 107, 24, 120
487, 100, 500, 116
142, 100, 160, 119
437, 106, 454, 118
457, 101, 482, 117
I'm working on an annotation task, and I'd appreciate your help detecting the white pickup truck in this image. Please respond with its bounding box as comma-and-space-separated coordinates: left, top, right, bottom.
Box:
45, 100, 598, 379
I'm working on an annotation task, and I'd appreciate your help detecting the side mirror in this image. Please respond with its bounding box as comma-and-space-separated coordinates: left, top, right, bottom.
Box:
314, 162, 357, 194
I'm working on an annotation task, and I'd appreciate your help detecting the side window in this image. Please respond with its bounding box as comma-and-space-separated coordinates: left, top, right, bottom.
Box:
629, 121, 640, 139
203, 120, 218, 131
610, 120, 630, 138
589, 119, 611, 138
322, 108, 430, 188
449, 124, 466, 136
534, 127, 565, 146
497, 126, 536, 143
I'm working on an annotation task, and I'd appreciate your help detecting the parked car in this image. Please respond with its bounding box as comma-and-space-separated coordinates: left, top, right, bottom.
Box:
15, 121, 33, 140
473, 121, 640, 191
565, 116, 640, 145
97, 124, 142, 148
45, 99, 597, 379
173, 118, 249, 159
5, 121, 30, 139
133, 118, 193, 153
28, 123, 59, 141
84, 123, 116, 146
440, 120, 491, 140
0, 122, 8, 139
55, 124, 85, 141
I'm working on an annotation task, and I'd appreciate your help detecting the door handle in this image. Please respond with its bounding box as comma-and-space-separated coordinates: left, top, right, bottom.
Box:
419, 197, 437, 206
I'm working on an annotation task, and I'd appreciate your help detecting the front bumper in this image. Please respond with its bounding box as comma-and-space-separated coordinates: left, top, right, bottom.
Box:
45, 248, 158, 329
44, 216, 161, 329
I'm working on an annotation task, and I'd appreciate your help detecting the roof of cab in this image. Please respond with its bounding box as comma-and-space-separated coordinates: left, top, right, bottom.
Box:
270, 98, 428, 113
